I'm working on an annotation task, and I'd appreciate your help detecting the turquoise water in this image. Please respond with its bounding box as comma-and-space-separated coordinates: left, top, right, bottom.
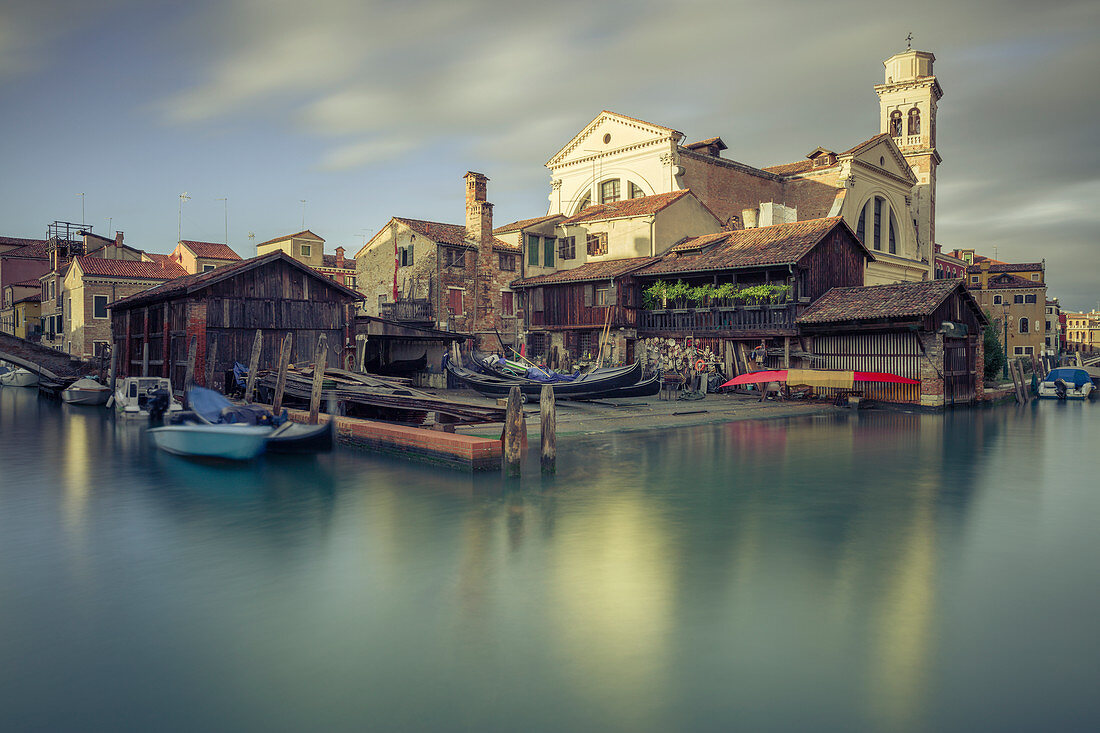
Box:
1, 387, 1098, 732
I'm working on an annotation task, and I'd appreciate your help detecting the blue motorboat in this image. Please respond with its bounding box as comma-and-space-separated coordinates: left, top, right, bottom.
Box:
1037, 367, 1095, 400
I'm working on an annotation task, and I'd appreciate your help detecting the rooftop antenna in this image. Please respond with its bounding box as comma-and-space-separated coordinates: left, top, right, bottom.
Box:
105, 217, 112, 238
248, 231, 256, 257
77, 193, 85, 225
300, 200, 307, 230
178, 192, 191, 243
216, 197, 228, 245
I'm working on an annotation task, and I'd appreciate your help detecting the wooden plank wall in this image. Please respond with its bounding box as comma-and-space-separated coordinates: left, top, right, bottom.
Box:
799, 228, 868, 298
813, 331, 921, 403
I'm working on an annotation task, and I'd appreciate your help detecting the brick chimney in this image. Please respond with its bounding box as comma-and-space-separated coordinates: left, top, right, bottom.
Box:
335, 246, 345, 268
115, 231, 124, 247
464, 171, 492, 244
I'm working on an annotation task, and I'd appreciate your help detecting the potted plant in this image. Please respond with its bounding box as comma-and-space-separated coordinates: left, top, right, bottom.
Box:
668, 280, 691, 311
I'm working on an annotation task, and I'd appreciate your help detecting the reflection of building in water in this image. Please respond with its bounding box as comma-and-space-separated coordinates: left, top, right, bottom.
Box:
62, 409, 91, 535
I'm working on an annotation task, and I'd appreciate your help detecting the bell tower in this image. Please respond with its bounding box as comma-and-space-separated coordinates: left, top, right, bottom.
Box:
875, 47, 942, 269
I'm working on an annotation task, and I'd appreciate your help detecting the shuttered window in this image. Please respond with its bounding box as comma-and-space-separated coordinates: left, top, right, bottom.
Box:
527, 234, 540, 267
543, 238, 555, 267
448, 288, 464, 315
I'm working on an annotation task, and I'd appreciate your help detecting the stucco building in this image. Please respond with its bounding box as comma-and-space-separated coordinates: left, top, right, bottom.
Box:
962, 257, 1047, 359
1065, 311, 1100, 355
255, 230, 358, 290
169, 240, 243, 274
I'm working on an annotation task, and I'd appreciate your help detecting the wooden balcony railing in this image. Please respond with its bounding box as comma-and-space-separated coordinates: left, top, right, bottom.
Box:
638, 303, 800, 333
380, 300, 433, 322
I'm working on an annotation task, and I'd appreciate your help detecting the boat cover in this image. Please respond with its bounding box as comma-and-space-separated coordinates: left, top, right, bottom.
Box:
1045, 368, 1091, 389
188, 386, 286, 425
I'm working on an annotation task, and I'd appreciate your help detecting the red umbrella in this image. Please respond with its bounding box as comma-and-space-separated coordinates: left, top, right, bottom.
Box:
720, 371, 788, 387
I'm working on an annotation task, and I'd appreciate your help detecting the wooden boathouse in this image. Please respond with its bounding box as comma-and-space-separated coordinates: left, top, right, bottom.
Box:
795, 279, 989, 408
109, 251, 361, 393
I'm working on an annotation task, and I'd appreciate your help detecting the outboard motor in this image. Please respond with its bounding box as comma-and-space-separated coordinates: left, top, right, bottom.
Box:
1054, 378, 1069, 400
147, 388, 171, 422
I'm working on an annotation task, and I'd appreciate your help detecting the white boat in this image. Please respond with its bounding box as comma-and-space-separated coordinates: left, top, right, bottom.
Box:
1037, 367, 1095, 400
113, 376, 184, 417
0, 368, 39, 387
62, 377, 111, 405
149, 423, 274, 460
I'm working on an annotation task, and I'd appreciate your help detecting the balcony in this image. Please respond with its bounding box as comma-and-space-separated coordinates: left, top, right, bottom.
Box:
639, 303, 801, 334
380, 299, 432, 322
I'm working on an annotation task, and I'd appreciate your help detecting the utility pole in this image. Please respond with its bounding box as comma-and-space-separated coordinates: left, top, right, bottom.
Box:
216, 197, 228, 245
105, 217, 112, 237
178, 192, 191, 243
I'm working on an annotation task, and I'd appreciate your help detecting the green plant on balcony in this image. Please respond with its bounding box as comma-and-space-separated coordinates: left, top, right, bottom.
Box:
768, 284, 792, 304
688, 284, 713, 307
715, 283, 737, 307
667, 280, 692, 309
642, 280, 669, 310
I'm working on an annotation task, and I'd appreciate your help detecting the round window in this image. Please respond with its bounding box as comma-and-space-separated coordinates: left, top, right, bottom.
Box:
603, 133, 611, 144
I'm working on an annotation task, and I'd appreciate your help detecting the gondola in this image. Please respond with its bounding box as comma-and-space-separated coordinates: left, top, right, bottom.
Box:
364, 353, 428, 377
447, 360, 642, 399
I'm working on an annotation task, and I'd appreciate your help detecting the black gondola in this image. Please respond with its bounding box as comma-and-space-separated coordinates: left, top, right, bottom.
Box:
567, 372, 662, 400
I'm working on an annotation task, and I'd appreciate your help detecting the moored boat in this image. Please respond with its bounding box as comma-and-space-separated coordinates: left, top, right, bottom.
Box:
266, 419, 336, 453
62, 377, 111, 405
1037, 367, 1095, 400
114, 377, 184, 418
0, 368, 40, 387
149, 423, 274, 460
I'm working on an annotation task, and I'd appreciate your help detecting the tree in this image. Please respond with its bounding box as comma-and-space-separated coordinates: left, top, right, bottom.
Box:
983, 312, 1005, 381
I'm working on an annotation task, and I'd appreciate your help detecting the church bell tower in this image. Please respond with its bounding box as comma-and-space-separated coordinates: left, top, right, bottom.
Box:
874, 47, 942, 267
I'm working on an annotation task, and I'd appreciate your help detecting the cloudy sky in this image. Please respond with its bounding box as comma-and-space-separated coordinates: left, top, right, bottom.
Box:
2, 0, 1097, 308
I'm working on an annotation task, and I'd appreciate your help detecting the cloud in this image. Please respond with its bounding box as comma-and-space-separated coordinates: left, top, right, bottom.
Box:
318, 136, 418, 170
0, 1, 130, 79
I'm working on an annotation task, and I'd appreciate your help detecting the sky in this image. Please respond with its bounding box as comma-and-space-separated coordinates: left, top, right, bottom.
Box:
1, 0, 1098, 309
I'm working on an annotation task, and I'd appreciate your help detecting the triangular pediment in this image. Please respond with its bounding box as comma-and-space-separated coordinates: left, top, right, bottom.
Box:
844, 135, 916, 184
547, 111, 683, 168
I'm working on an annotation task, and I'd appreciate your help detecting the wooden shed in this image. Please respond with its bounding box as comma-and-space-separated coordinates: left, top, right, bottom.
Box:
109, 251, 361, 393
796, 279, 989, 408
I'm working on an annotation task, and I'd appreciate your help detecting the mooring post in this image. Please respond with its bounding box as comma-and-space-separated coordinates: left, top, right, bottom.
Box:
204, 336, 218, 390
540, 384, 556, 474
504, 386, 523, 478
308, 334, 328, 425
108, 350, 117, 392
355, 336, 367, 373
245, 329, 262, 402
183, 336, 197, 393
272, 332, 293, 414
141, 342, 149, 377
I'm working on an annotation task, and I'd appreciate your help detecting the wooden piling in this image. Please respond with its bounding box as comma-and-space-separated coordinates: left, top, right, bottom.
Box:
783, 336, 790, 369
141, 342, 149, 377
205, 336, 218, 389
504, 386, 523, 477
308, 334, 329, 425
272, 332, 293, 414
540, 384, 556, 474
245, 329, 262, 402
108, 350, 117, 392
183, 336, 197, 392
355, 336, 367, 373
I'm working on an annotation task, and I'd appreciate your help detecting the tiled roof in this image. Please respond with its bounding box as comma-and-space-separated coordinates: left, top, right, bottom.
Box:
255, 229, 325, 248
966, 262, 1042, 274
144, 253, 175, 265
982, 273, 1045, 289
394, 217, 520, 253
684, 137, 727, 152
762, 160, 815, 176
785, 179, 845, 220
108, 250, 361, 309
797, 280, 963, 324
75, 256, 188, 280
320, 254, 353, 269
562, 190, 691, 224
494, 214, 565, 234
179, 240, 242, 261
13, 294, 41, 304
510, 257, 657, 287
0, 236, 47, 250
841, 132, 892, 156
9, 279, 42, 288
637, 218, 864, 276
2, 241, 50, 259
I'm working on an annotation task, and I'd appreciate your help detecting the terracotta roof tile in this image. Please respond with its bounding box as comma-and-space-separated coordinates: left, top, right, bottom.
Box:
14, 294, 41, 304
9, 279, 43, 288
75, 256, 188, 280
982, 272, 1045, 289
395, 217, 520, 253
493, 214, 565, 234
178, 240, 242, 261
320, 254, 354, 269
797, 280, 962, 324
637, 218, 864, 276
510, 257, 657, 287
562, 191, 691, 224
840, 132, 892, 156
255, 229, 325, 248
0, 236, 47, 250
966, 262, 1043, 274
2, 240, 50, 259
762, 160, 815, 176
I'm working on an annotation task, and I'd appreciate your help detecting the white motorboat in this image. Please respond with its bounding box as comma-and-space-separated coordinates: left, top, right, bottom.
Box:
1037, 367, 1095, 400
0, 368, 39, 387
149, 423, 274, 460
113, 376, 184, 417
62, 377, 111, 405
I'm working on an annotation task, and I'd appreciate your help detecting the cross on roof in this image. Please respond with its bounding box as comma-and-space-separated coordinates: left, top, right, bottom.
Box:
906, 32, 913, 50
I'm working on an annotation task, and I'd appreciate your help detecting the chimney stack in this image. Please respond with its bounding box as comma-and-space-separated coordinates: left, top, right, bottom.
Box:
464, 171, 492, 245
336, 246, 345, 268
116, 231, 124, 247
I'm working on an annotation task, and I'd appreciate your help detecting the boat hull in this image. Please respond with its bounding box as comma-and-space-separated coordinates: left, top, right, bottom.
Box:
448, 361, 642, 399
62, 388, 111, 405
266, 419, 335, 453
0, 369, 39, 387
149, 424, 274, 460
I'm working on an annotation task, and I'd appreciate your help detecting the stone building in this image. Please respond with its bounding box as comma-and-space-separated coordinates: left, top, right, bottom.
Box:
255, 230, 357, 289
355, 172, 523, 350
169, 240, 243, 274
540, 48, 943, 286
962, 258, 1047, 359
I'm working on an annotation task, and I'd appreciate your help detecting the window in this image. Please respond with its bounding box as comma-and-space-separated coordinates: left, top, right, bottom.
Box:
890, 110, 903, 137
443, 248, 465, 268
93, 294, 108, 319
300, 244, 312, 257
576, 192, 591, 213
873, 197, 883, 251
501, 291, 514, 317
558, 237, 576, 260
346, 275, 357, 289
447, 288, 464, 316
856, 206, 865, 244
531, 288, 544, 312
600, 179, 620, 204
1030, 273, 1040, 281
586, 232, 608, 257
202, 264, 216, 273
1014, 294, 1024, 304
498, 253, 516, 272
543, 237, 555, 267
1013, 346, 1034, 355
93, 341, 109, 358
1024, 294, 1037, 304
1046, 320, 1052, 331
398, 245, 413, 267
596, 285, 611, 307
629, 182, 645, 199
971, 275, 980, 284
993, 295, 1002, 305
527, 234, 540, 267
908, 108, 921, 135
1019, 317, 1029, 334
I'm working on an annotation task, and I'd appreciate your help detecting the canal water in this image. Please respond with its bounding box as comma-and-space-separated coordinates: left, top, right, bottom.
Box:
1, 387, 1098, 732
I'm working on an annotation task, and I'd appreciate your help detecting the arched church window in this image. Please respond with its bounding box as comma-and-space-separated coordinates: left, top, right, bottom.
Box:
629, 182, 645, 199
890, 110, 903, 137
576, 191, 591, 213
908, 108, 921, 136
600, 179, 620, 204
889, 210, 898, 254
856, 204, 866, 244
873, 197, 884, 251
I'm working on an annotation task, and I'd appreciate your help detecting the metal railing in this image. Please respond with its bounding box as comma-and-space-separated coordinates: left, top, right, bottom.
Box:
380, 300, 432, 322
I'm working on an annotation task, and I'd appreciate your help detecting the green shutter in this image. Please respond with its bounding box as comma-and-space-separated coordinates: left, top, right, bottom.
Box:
527, 234, 540, 267
544, 237, 555, 267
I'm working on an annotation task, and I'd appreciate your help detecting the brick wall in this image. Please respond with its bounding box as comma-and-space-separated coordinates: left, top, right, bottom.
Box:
918, 330, 944, 408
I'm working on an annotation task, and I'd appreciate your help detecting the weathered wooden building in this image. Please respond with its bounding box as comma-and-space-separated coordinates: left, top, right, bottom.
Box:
109, 251, 361, 392
795, 279, 988, 408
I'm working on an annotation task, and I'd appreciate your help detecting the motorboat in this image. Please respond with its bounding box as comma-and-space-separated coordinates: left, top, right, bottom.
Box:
61, 377, 111, 405
177, 386, 332, 454
266, 419, 336, 454
149, 423, 274, 460
0, 367, 40, 387
1038, 367, 1095, 400
113, 376, 184, 418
